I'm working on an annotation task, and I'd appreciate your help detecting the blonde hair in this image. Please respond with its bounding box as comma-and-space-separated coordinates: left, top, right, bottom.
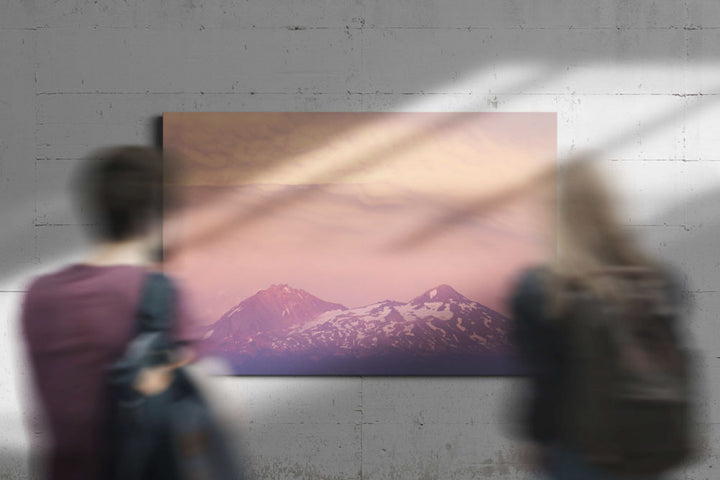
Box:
547, 159, 657, 314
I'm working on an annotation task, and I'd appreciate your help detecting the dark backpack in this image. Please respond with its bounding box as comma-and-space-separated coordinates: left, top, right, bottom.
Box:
559, 268, 695, 475
107, 272, 242, 480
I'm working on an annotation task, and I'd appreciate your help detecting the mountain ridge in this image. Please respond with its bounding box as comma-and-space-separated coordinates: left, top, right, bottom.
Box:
205, 283, 513, 374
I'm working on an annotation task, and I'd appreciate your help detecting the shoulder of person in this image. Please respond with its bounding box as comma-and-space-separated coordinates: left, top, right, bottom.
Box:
22, 266, 74, 299
509, 266, 558, 327
512, 266, 552, 302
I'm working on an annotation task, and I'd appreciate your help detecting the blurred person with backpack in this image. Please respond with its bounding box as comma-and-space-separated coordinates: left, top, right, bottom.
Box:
21, 147, 239, 479
510, 159, 699, 479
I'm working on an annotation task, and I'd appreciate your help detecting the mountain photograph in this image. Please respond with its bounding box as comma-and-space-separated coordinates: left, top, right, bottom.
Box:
163, 112, 556, 375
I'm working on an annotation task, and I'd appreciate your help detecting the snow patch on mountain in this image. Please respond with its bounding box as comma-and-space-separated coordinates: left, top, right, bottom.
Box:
399, 304, 454, 321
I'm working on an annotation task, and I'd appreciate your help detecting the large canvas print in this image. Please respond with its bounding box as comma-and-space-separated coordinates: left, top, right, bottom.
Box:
163, 112, 556, 375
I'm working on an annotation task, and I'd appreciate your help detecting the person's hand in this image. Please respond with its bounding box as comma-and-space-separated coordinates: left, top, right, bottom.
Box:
133, 365, 174, 396
132, 347, 194, 396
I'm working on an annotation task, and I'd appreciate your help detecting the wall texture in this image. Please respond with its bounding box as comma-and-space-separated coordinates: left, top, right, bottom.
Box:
2, 1, 720, 478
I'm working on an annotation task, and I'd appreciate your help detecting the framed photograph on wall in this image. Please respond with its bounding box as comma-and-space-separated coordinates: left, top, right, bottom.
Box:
163, 112, 556, 375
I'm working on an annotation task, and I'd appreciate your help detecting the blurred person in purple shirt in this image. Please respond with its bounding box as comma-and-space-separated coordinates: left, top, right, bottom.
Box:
21, 146, 198, 480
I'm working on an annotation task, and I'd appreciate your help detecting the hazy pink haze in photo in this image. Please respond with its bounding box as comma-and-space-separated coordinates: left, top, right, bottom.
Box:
163, 112, 556, 326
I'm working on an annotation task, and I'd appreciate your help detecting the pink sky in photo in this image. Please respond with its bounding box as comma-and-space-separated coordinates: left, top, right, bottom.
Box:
163, 112, 556, 324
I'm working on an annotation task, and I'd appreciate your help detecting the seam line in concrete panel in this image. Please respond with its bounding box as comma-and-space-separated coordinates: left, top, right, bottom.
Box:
28, 26, 720, 31
360, 376, 364, 480
34, 91, 720, 96
34, 223, 94, 227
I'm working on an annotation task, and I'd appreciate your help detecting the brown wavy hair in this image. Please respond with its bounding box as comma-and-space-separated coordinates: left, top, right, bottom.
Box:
546, 158, 658, 314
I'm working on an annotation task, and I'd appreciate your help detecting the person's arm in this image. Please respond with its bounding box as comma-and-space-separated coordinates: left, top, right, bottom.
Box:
510, 268, 566, 445
510, 269, 549, 367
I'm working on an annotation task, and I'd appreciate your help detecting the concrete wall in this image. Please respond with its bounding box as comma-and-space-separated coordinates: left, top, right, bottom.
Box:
2, 1, 720, 478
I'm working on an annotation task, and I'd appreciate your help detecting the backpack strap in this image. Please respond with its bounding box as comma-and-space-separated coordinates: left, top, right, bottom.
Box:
136, 272, 176, 334
128, 272, 177, 367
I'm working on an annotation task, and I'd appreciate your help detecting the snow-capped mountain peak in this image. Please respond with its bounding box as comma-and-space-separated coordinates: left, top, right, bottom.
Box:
206, 284, 347, 343
410, 284, 470, 305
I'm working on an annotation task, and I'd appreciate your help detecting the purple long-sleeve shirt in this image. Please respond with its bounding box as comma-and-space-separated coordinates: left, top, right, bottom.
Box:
21, 264, 199, 480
